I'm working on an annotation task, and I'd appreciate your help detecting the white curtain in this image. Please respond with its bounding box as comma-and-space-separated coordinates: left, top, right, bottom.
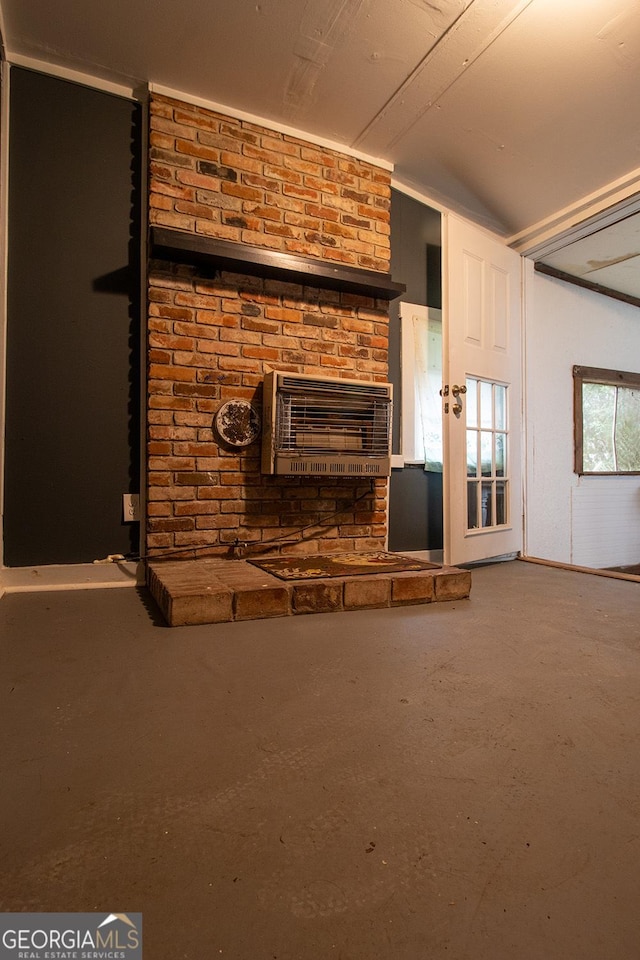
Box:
411, 309, 443, 472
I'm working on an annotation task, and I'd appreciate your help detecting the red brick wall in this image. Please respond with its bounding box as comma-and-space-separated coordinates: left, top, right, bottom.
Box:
147, 94, 393, 558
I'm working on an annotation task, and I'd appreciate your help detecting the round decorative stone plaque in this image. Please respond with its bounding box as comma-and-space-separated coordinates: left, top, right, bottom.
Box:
214, 399, 261, 447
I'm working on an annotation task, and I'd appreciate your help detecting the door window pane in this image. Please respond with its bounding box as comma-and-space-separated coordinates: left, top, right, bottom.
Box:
496, 481, 507, 525
480, 432, 493, 476
480, 380, 493, 428
467, 481, 479, 529
467, 432, 478, 477
495, 385, 506, 430
481, 482, 493, 527
466, 377, 478, 427
495, 433, 506, 477
465, 378, 509, 532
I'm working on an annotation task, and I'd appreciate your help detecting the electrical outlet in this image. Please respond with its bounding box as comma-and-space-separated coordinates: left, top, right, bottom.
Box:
122, 493, 141, 522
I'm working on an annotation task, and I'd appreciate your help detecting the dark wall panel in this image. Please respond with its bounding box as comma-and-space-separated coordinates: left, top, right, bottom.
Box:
389, 190, 441, 453
388, 190, 442, 551
4, 68, 141, 566
388, 466, 442, 552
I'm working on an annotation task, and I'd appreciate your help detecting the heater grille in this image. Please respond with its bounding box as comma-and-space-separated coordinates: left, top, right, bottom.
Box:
262, 372, 392, 476
276, 392, 390, 455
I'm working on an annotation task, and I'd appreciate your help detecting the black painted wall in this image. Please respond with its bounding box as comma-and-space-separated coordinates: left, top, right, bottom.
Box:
388, 189, 443, 552
389, 465, 442, 552
4, 68, 141, 566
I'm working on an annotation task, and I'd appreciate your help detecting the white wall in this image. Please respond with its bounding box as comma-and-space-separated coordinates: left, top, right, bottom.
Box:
524, 262, 640, 567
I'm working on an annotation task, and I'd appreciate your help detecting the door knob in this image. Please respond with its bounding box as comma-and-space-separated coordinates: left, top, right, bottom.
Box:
451, 383, 466, 418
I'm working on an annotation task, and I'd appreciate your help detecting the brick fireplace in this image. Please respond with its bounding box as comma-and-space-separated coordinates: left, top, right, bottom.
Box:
146, 93, 397, 560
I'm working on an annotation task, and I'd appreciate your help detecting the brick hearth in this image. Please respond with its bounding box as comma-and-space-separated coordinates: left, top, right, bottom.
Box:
147, 557, 471, 627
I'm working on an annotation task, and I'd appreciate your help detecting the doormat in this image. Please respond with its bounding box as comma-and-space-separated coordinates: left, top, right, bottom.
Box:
248, 551, 440, 581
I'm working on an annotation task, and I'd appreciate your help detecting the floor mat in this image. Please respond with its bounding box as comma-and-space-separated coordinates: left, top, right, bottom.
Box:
248, 551, 440, 581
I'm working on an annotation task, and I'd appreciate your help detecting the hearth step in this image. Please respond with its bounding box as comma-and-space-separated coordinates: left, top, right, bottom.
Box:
147, 555, 471, 627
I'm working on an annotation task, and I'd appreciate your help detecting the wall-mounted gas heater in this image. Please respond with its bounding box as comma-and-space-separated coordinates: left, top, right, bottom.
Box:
261, 371, 392, 476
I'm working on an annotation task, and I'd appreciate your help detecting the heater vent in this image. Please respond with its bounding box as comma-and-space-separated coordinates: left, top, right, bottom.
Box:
279, 375, 390, 399
262, 371, 392, 476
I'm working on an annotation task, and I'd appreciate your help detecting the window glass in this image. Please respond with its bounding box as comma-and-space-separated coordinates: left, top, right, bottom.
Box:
496, 481, 507, 525
466, 378, 478, 428
575, 366, 640, 475
495, 385, 506, 430
582, 383, 616, 471
495, 433, 506, 477
480, 381, 493, 429
481, 482, 493, 527
467, 432, 478, 477
401, 306, 443, 470
615, 386, 640, 472
480, 432, 493, 477
467, 482, 479, 529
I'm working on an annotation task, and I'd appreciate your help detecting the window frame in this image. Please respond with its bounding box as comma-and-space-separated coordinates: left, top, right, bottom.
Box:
573, 364, 640, 476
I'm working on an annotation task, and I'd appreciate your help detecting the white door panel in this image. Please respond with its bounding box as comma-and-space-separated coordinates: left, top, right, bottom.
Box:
443, 214, 523, 565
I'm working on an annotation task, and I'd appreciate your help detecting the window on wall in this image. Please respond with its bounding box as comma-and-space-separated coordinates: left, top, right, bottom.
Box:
574, 366, 640, 475
400, 303, 443, 470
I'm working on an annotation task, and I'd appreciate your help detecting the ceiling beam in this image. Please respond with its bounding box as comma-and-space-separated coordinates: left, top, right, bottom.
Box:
534, 262, 640, 310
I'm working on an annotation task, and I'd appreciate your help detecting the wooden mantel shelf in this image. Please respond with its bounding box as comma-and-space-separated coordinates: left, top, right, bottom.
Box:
149, 226, 406, 301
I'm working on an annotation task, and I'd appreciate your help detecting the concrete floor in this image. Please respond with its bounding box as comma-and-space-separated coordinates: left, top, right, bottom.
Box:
1, 560, 639, 959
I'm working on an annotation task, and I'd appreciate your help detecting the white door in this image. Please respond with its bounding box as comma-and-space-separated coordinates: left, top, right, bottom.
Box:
443, 213, 523, 566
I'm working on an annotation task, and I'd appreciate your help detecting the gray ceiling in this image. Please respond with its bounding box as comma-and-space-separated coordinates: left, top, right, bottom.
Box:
3, 0, 640, 296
